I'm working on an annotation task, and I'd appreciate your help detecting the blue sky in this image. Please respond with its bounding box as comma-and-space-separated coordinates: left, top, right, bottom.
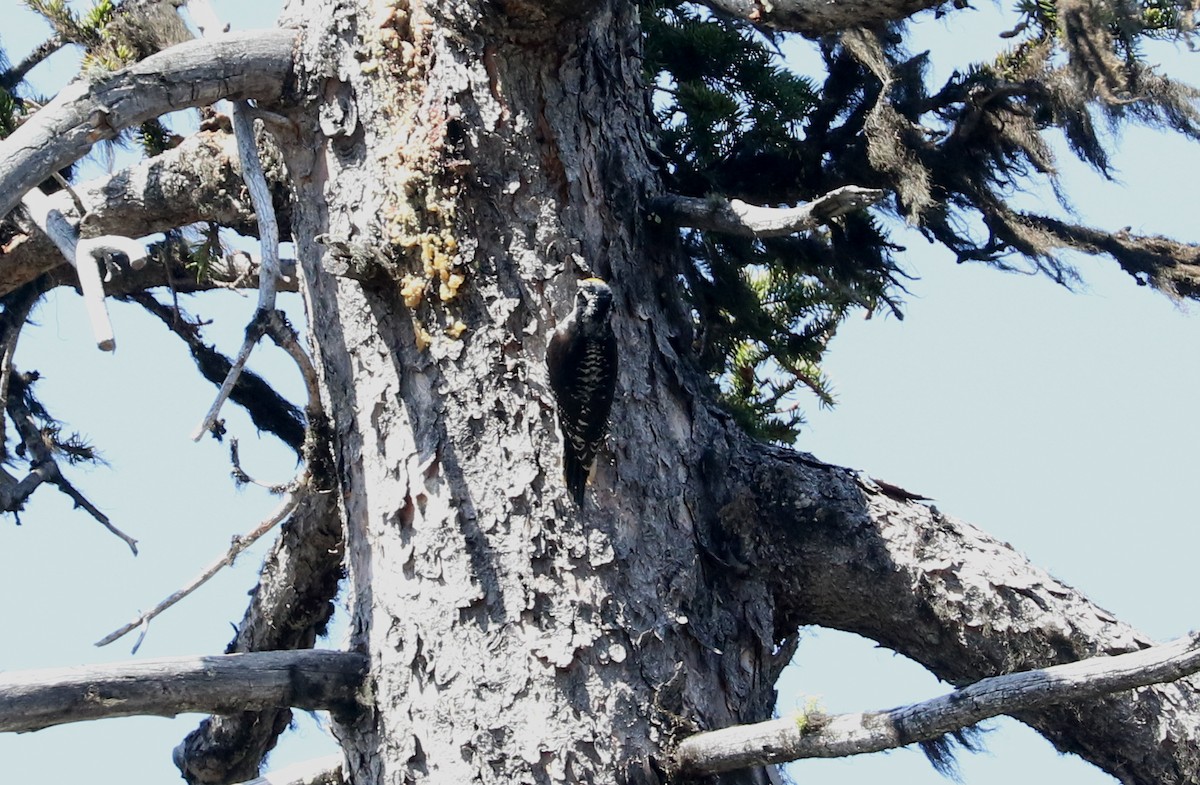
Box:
3, 2, 1200, 784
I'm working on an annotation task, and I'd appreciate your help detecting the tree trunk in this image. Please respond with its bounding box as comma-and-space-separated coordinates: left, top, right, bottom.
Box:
267, 2, 1200, 784
278, 1, 785, 782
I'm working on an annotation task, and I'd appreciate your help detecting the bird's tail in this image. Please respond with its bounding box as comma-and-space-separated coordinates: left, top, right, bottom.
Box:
563, 442, 591, 506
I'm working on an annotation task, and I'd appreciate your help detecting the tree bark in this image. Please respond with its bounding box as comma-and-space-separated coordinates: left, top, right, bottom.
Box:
705, 438, 1200, 784
4, 1, 1188, 783
262, 2, 1200, 784
0, 651, 366, 733
277, 1, 790, 782
0, 29, 295, 221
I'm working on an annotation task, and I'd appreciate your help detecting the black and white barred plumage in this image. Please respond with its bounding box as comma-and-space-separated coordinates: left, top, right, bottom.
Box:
546, 278, 618, 505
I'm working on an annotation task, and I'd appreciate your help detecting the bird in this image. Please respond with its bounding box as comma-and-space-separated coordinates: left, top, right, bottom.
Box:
546, 278, 619, 505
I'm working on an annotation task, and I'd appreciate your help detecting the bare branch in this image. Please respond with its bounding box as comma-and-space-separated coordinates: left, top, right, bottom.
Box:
4, 372, 138, 553
693, 0, 952, 35
187, 2, 288, 441
122, 293, 306, 452
699, 433, 1200, 782
193, 307, 316, 442
229, 106, 283, 311
0, 130, 280, 297
258, 308, 321, 414
678, 631, 1200, 774
649, 187, 887, 239
0, 28, 296, 221
96, 488, 305, 649
191, 101, 285, 439
0, 650, 367, 733
17, 188, 125, 350
177, 459, 344, 785
236, 756, 345, 785
0, 287, 44, 453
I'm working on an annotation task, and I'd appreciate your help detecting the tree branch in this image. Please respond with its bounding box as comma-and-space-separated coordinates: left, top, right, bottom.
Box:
698, 433, 1200, 783
95, 488, 306, 650
0, 28, 296, 221
694, 0, 951, 35
0, 35, 65, 91
0, 650, 366, 733
677, 631, 1200, 774
0, 130, 280, 297
176, 426, 344, 785
123, 293, 306, 452
17, 187, 151, 350
4, 371, 138, 554
192, 105, 287, 441
235, 756, 345, 785
649, 186, 887, 238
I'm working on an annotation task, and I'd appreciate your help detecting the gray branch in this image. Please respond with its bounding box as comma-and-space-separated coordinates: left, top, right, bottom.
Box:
18, 187, 149, 351
1, 131, 290, 298
677, 631, 1200, 774
695, 0, 952, 35
175, 486, 344, 785
0, 28, 296, 222
95, 491, 305, 649
701, 435, 1200, 783
236, 756, 345, 785
192, 103, 285, 441
0, 650, 366, 733
649, 187, 886, 239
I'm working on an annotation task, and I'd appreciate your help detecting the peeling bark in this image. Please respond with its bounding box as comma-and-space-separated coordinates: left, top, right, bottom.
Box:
279, 1, 789, 782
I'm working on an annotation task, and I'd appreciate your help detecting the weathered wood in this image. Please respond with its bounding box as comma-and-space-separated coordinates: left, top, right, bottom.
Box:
678, 631, 1200, 774
0, 650, 366, 733
0, 29, 296, 221
0, 131, 283, 297
696, 0, 952, 34
700, 441, 1200, 784
237, 755, 345, 785
649, 186, 887, 238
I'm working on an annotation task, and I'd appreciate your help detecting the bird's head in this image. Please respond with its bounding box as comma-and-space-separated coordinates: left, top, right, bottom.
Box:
575, 278, 613, 334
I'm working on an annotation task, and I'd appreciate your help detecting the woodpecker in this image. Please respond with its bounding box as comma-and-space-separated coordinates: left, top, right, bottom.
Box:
546, 278, 618, 505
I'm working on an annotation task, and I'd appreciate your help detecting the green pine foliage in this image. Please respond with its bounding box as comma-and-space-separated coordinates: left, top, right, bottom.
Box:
643, 0, 904, 443
643, 0, 1200, 442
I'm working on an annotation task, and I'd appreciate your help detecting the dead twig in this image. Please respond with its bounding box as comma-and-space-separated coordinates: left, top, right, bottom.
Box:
4, 372, 138, 554
95, 482, 307, 650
